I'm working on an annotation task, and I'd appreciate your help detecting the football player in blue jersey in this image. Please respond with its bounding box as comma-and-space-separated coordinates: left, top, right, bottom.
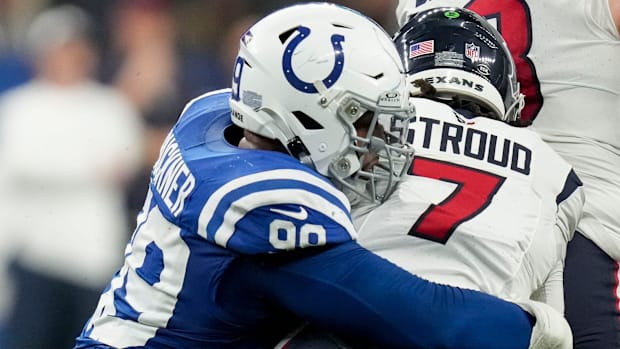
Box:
74, 3, 544, 349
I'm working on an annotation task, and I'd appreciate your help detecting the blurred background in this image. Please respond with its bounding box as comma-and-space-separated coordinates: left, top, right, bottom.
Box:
0, 0, 398, 348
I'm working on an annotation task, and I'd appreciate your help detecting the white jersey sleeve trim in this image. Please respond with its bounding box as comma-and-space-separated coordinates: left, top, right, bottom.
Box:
198, 169, 351, 240
213, 188, 357, 247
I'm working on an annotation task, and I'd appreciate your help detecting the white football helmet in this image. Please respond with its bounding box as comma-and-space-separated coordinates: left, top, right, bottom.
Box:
229, 2, 415, 203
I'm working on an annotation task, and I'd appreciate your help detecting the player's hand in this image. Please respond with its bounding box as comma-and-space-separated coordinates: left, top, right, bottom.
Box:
516, 300, 572, 349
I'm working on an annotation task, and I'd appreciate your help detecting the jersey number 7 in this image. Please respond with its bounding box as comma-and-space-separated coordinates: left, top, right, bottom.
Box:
408, 157, 505, 244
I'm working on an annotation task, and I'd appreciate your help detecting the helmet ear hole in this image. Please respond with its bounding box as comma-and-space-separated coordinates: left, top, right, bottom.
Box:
224, 124, 245, 145
279, 27, 299, 43
292, 111, 324, 130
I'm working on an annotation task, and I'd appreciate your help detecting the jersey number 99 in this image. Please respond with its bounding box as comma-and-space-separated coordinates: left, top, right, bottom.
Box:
269, 219, 327, 250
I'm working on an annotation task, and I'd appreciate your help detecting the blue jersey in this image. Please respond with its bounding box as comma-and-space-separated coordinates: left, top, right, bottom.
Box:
75, 89, 355, 348
146, 89, 356, 254
76, 89, 536, 349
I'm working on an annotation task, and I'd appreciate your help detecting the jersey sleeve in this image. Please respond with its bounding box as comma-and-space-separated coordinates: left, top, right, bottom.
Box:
195, 167, 357, 254
531, 259, 565, 313
531, 139, 584, 243
225, 240, 535, 349
555, 168, 584, 243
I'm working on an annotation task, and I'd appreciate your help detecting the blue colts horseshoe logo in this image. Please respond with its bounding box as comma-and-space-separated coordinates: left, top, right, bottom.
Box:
282, 26, 345, 94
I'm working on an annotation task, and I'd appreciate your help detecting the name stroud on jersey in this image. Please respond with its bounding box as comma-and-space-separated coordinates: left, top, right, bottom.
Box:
152, 132, 196, 217
406, 116, 532, 175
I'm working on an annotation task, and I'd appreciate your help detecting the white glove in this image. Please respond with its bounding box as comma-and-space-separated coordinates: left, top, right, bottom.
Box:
516, 300, 573, 349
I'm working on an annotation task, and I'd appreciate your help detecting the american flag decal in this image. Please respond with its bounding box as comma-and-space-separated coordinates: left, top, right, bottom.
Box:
409, 40, 434, 58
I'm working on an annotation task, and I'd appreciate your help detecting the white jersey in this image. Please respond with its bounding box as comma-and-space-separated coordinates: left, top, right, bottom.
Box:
354, 98, 584, 310
396, 0, 620, 260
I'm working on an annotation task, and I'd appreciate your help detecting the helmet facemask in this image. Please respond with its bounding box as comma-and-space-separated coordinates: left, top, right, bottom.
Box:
327, 95, 414, 205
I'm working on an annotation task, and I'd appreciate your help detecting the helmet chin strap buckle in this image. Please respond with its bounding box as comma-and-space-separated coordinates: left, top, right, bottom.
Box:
287, 136, 315, 168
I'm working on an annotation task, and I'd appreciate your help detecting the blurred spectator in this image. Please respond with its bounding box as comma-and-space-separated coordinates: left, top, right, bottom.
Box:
106, 0, 181, 113
110, 1, 255, 228
124, 10, 260, 225
101, 0, 190, 228
217, 13, 259, 75
338, 0, 399, 32
0, 54, 31, 93
0, 5, 144, 349
100, 0, 230, 110
0, 0, 48, 92
122, 100, 182, 230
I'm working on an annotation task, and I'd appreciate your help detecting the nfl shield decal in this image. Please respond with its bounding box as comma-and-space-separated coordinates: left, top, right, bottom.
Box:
465, 42, 480, 61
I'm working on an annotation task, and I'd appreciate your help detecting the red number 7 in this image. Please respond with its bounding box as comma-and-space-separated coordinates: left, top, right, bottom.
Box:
408, 157, 505, 244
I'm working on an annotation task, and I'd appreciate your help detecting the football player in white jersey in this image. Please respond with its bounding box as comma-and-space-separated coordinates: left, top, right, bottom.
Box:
275, 6, 581, 349
396, 1, 620, 347
370, 4, 585, 313
72, 3, 551, 349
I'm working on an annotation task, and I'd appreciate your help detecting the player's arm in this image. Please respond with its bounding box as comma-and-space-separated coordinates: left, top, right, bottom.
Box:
221, 240, 535, 349
530, 259, 565, 313
532, 169, 584, 312
527, 165, 583, 313
555, 168, 584, 250
610, 0, 620, 33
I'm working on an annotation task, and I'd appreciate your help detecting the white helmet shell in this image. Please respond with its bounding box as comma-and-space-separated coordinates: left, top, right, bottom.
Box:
230, 3, 414, 202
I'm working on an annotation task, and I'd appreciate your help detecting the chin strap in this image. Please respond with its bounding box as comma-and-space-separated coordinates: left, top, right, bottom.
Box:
410, 78, 501, 120
287, 136, 315, 168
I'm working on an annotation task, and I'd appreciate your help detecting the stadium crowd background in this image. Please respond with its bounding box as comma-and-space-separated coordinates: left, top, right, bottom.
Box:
0, 0, 398, 222
0, 0, 399, 348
